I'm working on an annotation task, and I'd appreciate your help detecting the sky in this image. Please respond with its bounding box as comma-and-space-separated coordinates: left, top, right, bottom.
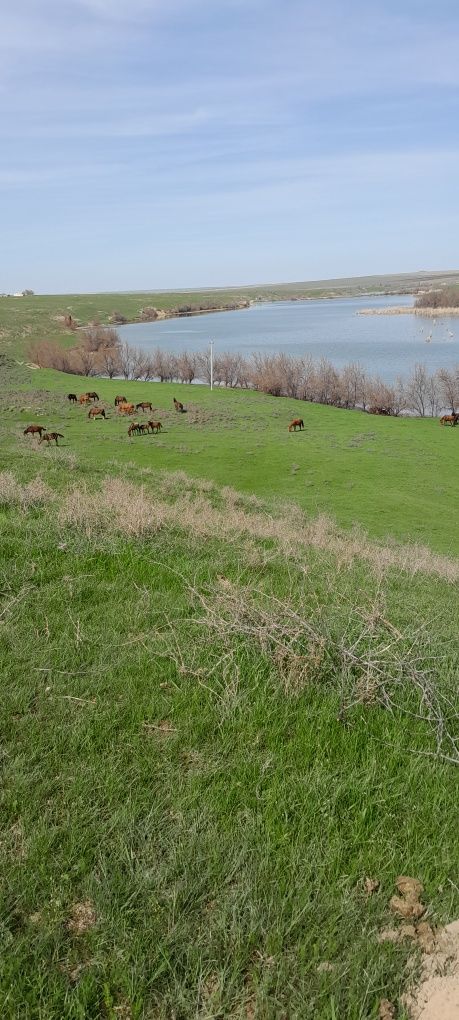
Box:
1, 0, 459, 293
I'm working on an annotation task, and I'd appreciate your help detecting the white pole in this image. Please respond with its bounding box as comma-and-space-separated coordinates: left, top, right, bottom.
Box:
210, 339, 214, 391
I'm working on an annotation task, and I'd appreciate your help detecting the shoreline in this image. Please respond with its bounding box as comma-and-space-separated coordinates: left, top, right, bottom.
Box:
109, 292, 415, 331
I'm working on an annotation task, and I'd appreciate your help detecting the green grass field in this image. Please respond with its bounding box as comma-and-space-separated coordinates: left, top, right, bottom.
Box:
2, 365, 459, 555
0, 355, 459, 1019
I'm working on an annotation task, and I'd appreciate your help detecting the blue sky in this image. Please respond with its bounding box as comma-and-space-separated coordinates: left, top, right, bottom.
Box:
1, 0, 459, 293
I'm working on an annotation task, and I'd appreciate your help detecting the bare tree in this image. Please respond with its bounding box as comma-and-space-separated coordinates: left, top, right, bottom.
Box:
436, 367, 459, 414
340, 362, 367, 409
74, 345, 98, 376
406, 363, 432, 417
118, 340, 135, 380
99, 346, 121, 379
176, 351, 197, 384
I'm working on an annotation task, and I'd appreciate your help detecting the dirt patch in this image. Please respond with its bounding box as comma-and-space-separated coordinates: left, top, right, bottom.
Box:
67, 899, 97, 935
404, 919, 459, 1019
390, 875, 426, 921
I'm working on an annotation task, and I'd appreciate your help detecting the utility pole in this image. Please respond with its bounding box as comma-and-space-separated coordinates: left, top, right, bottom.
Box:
210, 339, 214, 391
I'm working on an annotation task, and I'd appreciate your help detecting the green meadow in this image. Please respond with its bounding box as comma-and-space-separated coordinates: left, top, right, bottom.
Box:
0, 336, 458, 1017
3, 365, 459, 555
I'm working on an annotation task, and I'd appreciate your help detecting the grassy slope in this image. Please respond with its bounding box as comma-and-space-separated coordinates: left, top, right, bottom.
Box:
2, 366, 459, 555
0, 364, 459, 1018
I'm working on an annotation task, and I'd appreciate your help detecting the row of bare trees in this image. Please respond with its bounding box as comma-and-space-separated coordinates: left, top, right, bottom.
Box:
28, 330, 459, 416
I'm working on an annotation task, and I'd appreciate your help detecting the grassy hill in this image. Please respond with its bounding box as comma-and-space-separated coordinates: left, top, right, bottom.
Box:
3, 366, 459, 555
1, 359, 459, 1018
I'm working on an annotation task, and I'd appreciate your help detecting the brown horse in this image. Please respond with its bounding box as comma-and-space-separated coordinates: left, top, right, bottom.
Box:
136, 401, 153, 411
86, 391, 99, 402
79, 394, 90, 405
23, 424, 47, 438
114, 395, 127, 406
88, 406, 106, 419
118, 402, 135, 415
39, 432, 64, 446
440, 413, 459, 426
67, 393, 77, 403
288, 418, 304, 432
368, 406, 391, 416
128, 422, 141, 436
173, 397, 184, 412
147, 420, 162, 433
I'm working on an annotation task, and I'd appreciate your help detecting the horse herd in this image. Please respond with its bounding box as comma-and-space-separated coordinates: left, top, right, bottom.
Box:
22, 392, 188, 447
21, 392, 459, 450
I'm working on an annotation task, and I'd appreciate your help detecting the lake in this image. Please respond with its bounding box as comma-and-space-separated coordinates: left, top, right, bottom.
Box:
118, 295, 459, 382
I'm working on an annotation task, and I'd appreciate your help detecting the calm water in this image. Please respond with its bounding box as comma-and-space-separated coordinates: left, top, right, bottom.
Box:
119, 295, 459, 382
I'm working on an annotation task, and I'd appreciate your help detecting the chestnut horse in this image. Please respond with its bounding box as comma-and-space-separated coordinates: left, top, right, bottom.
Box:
128, 422, 141, 436
173, 397, 184, 412
24, 424, 47, 438
67, 393, 77, 403
88, 406, 106, 419
288, 418, 304, 432
79, 394, 90, 405
440, 413, 459, 426
147, 420, 162, 433
39, 432, 64, 446
136, 401, 153, 412
114, 395, 127, 406
118, 402, 135, 415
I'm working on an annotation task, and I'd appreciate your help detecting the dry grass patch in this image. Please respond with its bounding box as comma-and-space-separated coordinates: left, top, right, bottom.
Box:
0, 471, 55, 508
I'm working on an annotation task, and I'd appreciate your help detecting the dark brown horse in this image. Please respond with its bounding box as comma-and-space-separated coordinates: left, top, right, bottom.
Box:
136, 401, 153, 412
23, 424, 47, 438
147, 420, 162, 433
368, 406, 391, 416
173, 397, 184, 412
67, 393, 77, 403
88, 406, 106, 419
128, 421, 141, 436
86, 391, 99, 402
440, 413, 459, 426
39, 432, 64, 446
114, 395, 127, 406
288, 418, 304, 432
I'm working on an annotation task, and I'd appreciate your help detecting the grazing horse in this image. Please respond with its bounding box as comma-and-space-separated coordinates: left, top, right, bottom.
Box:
118, 402, 135, 415
67, 393, 77, 403
86, 391, 99, 402
288, 418, 304, 432
440, 413, 459, 426
368, 406, 391, 416
147, 420, 162, 433
136, 401, 153, 412
173, 397, 184, 412
39, 432, 64, 446
23, 424, 47, 438
88, 406, 106, 419
79, 394, 90, 405
128, 422, 141, 436
114, 395, 127, 406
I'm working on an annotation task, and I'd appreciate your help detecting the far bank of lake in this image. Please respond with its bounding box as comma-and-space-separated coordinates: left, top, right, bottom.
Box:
118, 295, 459, 383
